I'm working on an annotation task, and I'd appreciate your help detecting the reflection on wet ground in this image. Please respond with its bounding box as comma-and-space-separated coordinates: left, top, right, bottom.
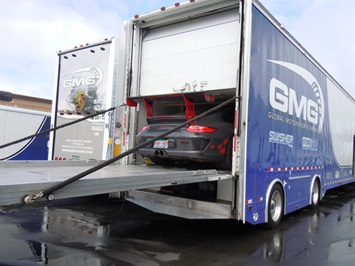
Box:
0, 183, 354, 266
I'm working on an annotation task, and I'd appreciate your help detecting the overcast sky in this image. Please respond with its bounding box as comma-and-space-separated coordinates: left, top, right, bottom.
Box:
0, 0, 354, 100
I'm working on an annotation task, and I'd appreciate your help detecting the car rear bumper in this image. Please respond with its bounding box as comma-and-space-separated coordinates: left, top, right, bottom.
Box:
137, 136, 228, 163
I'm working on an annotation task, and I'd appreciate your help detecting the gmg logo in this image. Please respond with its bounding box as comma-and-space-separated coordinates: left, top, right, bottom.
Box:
268, 60, 324, 133
63, 67, 103, 88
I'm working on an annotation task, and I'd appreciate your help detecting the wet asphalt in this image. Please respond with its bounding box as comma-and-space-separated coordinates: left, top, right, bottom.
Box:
0, 182, 354, 266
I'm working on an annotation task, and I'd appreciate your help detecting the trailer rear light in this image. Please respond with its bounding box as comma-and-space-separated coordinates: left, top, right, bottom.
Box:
186, 125, 216, 133
54, 157, 66, 160
204, 93, 215, 102
175, 2, 180, 7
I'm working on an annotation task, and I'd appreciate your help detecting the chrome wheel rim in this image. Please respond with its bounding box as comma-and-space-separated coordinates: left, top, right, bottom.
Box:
270, 190, 282, 222
312, 182, 319, 204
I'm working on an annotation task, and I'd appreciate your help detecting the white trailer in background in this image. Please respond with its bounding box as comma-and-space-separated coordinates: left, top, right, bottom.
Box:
0, 106, 50, 160
49, 38, 126, 161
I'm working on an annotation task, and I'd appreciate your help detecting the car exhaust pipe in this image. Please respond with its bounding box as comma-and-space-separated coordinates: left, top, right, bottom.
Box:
154, 150, 168, 157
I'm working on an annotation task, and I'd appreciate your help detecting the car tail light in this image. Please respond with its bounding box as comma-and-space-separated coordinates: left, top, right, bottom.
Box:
186, 124, 216, 133
140, 126, 149, 133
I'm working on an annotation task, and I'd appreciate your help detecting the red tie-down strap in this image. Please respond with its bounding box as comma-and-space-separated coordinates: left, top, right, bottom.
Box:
144, 98, 154, 118
183, 95, 196, 120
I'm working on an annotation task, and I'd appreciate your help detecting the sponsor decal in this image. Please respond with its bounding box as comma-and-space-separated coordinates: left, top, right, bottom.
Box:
267, 60, 324, 133
63, 67, 103, 88
269, 130, 294, 148
75, 91, 86, 112
302, 137, 318, 151
60, 67, 105, 114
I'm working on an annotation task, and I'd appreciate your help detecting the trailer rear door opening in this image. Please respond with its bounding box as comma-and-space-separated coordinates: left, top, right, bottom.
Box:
139, 10, 240, 96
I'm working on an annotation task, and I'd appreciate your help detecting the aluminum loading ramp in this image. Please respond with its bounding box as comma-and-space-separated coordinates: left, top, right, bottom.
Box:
0, 161, 232, 206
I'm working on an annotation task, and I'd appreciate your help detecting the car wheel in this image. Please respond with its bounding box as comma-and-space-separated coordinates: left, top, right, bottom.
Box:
266, 183, 284, 228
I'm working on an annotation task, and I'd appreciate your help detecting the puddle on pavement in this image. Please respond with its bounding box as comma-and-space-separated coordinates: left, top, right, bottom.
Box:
0, 197, 181, 266
0, 183, 354, 266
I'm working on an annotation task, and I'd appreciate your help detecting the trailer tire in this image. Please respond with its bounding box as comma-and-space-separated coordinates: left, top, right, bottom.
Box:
310, 179, 320, 209
266, 183, 284, 229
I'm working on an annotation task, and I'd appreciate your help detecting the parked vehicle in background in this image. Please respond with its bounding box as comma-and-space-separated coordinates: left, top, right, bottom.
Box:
49, 38, 126, 161
0, 105, 50, 160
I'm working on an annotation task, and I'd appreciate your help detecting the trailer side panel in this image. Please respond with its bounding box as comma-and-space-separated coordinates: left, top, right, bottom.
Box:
244, 4, 355, 225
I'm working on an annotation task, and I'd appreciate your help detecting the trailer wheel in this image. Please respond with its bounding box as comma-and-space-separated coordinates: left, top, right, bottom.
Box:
310, 179, 320, 209
266, 183, 284, 228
